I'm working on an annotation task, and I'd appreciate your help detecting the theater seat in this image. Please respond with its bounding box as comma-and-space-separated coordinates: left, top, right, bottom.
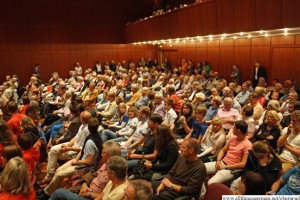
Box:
204, 183, 233, 200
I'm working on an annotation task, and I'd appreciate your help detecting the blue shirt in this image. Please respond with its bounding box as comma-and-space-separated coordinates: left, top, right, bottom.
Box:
204, 106, 219, 121
277, 166, 300, 195
192, 120, 208, 139
234, 91, 250, 106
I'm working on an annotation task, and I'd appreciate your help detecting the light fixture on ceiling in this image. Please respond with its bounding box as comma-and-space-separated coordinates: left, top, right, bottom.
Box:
132, 27, 300, 45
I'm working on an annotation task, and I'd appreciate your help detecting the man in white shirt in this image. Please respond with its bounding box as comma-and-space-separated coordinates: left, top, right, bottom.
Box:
39, 111, 92, 185
162, 99, 177, 130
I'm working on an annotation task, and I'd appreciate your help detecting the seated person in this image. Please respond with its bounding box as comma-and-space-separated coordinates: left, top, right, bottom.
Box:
280, 101, 300, 128
166, 86, 182, 113
277, 110, 300, 172
38, 111, 92, 186
216, 97, 241, 133
185, 105, 208, 143
238, 171, 267, 195
142, 125, 179, 181
198, 117, 226, 163
37, 117, 103, 199
96, 91, 117, 122
204, 96, 222, 123
0, 157, 36, 200
45, 103, 82, 146
230, 141, 282, 194
134, 87, 149, 109
101, 102, 128, 135
205, 121, 252, 185
254, 110, 281, 150
173, 102, 195, 139
118, 106, 150, 155
17, 133, 40, 181
162, 99, 177, 130
49, 141, 121, 199
267, 161, 300, 195
123, 180, 153, 200
152, 138, 206, 200
227, 104, 255, 141
95, 91, 109, 111
126, 84, 141, 107
101, 106, 138, 142
81, 82, 98, 110
152, 92, 166, 118
127, 114, 163, 170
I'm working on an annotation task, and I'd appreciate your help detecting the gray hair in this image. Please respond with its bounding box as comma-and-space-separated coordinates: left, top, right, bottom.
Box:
107, 156, 127, 180
103, 141, 121, 157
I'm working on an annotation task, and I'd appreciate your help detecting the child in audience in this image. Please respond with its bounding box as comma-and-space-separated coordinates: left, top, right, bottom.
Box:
17, 133, 40, 180
185, 105, 208, 143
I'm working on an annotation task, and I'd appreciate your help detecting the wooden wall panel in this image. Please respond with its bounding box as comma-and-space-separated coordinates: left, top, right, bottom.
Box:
0, 30, 7, 52
8, 52, 31, 81
234, 38, 251, 47
282, 0, 300, 28
219, 47, 234, 80
0, 53, 10, 76
202, 1, 218, 35
126, 0, 300, 43
6, 27, 30, 52
159, 13, 171, 40
217, 0, 235, 33
50, 52, 70, 72
186, 48, 197, 62
207, 47, 220, 70
255, 0, 282, 30
271, 35, 295, 46
271, 48, 294, 82
234, 0, 255, 32
196, 47, 207, 62
251, 37, 271, 46
293, 48, 300, 85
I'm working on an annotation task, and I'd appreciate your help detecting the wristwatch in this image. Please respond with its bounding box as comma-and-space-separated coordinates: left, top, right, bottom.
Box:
170, 184, 174, 190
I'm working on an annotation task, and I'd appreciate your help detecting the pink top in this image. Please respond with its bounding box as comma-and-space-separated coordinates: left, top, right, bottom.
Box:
223, 135, 252, 165
216, 108, 240, 130
89, 163, 109, 193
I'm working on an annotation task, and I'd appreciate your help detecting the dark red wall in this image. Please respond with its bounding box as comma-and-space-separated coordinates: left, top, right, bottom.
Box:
0, 0, 154, 84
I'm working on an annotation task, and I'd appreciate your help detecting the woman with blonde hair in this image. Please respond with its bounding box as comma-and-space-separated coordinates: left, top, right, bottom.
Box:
198, 117, 226, 162
0, 157, 36, 200
255, 86, 267, 108
258, 100, 283, 126
254, 110, 281, 150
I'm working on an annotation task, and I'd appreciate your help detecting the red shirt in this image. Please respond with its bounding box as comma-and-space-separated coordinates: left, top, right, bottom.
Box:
0, 188, 36, 200
23, 146, 40, 176
7, 113, 26, 137
169, 94, 183, 113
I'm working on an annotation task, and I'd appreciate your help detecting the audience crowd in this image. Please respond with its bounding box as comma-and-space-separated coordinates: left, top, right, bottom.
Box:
0, 58, 299, 199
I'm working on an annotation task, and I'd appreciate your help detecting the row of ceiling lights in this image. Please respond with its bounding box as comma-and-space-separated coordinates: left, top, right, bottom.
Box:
133, 27, 300, 46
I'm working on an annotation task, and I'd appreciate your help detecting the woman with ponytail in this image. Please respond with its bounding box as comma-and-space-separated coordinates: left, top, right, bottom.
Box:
230, 140, 282, 194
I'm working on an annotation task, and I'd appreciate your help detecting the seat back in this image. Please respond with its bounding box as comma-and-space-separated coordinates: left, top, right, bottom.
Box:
204, 183, 233, 200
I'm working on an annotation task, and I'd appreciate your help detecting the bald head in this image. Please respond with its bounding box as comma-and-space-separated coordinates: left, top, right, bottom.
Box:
80, 111, 92, 124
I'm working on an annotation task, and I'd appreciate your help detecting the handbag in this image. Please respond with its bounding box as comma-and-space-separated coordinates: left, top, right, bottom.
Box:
132, 160, 153, 181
